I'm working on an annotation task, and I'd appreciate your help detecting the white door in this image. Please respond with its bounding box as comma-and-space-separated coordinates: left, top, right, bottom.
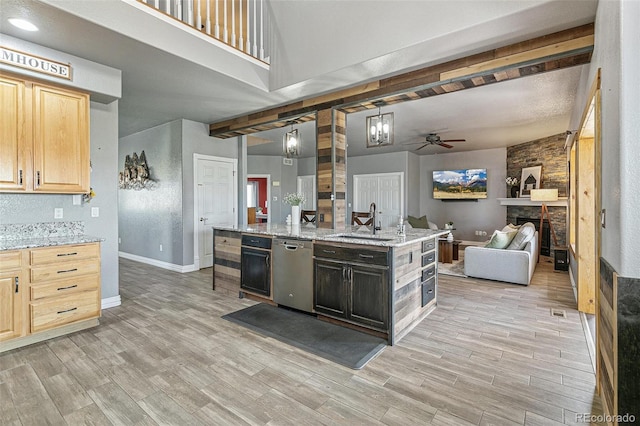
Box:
196, 156, 237, 269
297, 175, 316, 210
353, 172, 403, 228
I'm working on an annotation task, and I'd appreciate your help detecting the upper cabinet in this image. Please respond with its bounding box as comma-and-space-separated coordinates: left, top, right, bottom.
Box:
0, 75, 27, 191
0, 74, 90, 194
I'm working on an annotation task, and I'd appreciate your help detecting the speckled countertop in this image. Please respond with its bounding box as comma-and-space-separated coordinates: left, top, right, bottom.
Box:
0, 221, 103, 251
213, 224, 448, 247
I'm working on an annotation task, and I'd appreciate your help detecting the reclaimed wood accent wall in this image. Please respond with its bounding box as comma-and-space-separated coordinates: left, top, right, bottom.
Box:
316, 109, 346, 228
598, 258, 617, 423
212, 229, 241, 296
210, 24, 594, 138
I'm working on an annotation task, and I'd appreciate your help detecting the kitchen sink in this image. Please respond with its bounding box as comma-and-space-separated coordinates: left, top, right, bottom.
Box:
332, 234, 394, 242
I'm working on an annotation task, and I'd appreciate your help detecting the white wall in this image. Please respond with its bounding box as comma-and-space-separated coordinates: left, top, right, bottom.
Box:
420, 148, 507, 241
569, 0, 639, 276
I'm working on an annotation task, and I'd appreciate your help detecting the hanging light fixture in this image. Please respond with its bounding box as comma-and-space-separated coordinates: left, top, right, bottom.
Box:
283, 122, 301, 158
366, 105, 394, 147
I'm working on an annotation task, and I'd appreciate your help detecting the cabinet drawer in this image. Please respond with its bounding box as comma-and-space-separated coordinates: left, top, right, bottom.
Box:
30, 290, 99, 333
0, 251, 21, 270
314, 244, 388, 266
422, 239, 436, 253
421, 251, 436, 267
421, 265, 436, 282
241, 234, 272, 249
31, 275, 99, 300
421, 277, 436, 307
30, 259, 100, 283
30, 243, 99, 265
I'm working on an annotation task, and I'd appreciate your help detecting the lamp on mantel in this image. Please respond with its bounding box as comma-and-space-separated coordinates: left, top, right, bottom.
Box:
530, 189, 559, 262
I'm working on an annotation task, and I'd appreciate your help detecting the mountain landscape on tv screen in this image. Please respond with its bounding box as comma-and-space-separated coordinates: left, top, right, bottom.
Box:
433, 169, 487, 199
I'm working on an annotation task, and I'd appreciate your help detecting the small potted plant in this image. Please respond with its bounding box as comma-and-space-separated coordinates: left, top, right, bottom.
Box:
283, 193, 306, 224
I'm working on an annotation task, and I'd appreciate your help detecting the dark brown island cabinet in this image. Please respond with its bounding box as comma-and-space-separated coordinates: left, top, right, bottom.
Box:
212, 225, 443, 345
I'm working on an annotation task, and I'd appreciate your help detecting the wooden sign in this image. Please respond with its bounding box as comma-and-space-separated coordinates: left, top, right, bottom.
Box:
1, 46, 71, 79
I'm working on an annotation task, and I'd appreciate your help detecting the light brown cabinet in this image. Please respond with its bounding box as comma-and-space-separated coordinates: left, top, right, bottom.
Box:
0, 242, 101, 352
0, 73, 90, 194
0, 251, 25, 342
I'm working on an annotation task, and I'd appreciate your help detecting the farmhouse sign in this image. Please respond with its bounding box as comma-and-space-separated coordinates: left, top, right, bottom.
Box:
1, 46, 71, 80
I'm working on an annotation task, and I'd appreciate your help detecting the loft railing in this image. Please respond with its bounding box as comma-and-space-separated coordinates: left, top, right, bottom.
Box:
137, 0, 270, 64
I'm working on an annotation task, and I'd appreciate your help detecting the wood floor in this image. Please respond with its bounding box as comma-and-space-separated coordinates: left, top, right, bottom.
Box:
0, 257, 604, 425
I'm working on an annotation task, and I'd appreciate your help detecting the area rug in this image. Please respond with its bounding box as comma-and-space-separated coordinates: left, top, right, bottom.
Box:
222, 303, 386, 370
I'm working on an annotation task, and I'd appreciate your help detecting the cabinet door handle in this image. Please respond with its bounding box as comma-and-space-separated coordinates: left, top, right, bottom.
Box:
14, 277, 19, 294
358, 254, 374, 259
57, 268, 78, 274
57, 252, 78, 257
265, 254, 270, 267
57, 307, 78, 315
19, 170, 23, 185
57, 284, 78, 291
322, 249, 336, 254
36, 171, 41, 187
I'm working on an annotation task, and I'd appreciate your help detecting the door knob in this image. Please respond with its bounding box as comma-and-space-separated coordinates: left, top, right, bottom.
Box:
200, 217, 208, 222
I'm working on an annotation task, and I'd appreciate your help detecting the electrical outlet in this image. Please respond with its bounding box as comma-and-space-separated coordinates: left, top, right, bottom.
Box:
320, 213, 325, 222
482, 231, 487, 236
72, 195, 81, 205
118, 237, 121, 244
273, 196, 277, 201
159, 244, 163, 252
91, 207, 99, 217
54, 208, 63, 219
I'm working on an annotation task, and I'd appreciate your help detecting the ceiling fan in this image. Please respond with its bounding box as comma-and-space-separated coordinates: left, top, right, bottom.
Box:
407, 133, 466, 150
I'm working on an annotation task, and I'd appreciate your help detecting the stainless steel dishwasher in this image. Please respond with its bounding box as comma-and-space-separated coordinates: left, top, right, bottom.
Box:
272, 238, 313, 313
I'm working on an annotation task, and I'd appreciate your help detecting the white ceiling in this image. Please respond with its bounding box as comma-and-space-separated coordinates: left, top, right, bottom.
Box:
0, 0, 597, 156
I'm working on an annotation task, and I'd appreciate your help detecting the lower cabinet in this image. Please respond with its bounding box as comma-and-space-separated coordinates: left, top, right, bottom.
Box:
0, 242, 101, 352
240, 235, 272, 298
0, 251, 24, 342
314, 245, 389, 332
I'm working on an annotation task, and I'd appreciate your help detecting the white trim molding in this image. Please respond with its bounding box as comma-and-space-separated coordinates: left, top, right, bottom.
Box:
101, 295, 122, 309
118, 251, 197, 273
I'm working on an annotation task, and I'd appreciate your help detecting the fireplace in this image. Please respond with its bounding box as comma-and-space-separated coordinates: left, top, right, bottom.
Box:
517, 217, 550, 256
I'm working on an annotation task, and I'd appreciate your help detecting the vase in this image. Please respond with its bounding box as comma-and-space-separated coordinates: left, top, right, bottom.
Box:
447, 232, 454, 242
510, 186, 519, 198
291, 205, 301, 224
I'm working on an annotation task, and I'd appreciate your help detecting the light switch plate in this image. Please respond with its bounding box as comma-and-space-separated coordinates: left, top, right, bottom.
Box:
91, 207, 99, 217
54, 208, 63, 219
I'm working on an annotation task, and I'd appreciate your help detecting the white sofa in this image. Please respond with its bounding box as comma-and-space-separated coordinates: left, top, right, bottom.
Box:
464, 230, 538, 285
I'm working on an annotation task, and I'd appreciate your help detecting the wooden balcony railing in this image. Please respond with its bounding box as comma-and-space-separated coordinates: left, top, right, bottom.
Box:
137, 0, 270, 64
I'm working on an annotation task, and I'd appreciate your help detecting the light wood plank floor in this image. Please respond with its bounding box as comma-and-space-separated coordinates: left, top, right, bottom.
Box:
1, 257, 604, 425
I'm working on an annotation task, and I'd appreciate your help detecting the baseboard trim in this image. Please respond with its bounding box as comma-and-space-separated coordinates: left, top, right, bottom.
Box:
101, 295, 121, 310
579, 311, 597, 374
118, 252, 197, 273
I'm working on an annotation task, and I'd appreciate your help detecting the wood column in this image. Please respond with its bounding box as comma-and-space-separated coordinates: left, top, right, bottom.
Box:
316, 109, 346, 228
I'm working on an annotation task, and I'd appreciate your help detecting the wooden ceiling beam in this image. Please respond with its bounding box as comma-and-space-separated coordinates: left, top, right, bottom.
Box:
209, 23, 594, 139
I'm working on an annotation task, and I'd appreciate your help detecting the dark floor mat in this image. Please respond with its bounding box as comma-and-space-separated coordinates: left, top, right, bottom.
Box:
222, 303, 386, 370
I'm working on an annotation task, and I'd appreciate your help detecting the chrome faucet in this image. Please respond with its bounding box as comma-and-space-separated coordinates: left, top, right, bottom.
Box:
369, 202, 382, 235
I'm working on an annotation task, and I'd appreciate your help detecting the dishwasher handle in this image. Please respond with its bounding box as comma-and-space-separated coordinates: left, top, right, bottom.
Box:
284, 244, 300, 251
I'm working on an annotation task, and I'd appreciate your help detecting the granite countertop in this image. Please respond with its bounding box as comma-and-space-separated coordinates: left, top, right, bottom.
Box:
0, 235, 104, 251
213, 223, 448, 247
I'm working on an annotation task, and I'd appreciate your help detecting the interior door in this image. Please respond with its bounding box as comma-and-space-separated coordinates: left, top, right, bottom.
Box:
297, 175, 316, 210
353, 173, 403, 228
196, 157, 237, 269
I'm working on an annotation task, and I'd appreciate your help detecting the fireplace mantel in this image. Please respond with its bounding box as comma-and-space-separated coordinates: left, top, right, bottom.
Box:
497, 197, 568, 207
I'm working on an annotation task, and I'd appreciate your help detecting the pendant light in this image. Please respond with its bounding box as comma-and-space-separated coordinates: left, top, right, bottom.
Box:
366, 106, 394, 147
283, 122, 301, 158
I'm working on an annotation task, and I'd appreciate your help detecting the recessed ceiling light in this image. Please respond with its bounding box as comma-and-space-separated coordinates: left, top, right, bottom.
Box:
8, 18, 39, 32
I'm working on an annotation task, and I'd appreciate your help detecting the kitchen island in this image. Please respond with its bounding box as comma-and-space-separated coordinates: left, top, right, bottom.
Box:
212, 224, 447, 345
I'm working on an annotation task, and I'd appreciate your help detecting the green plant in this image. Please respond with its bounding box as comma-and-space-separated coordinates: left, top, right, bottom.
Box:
283, 193, 306, 206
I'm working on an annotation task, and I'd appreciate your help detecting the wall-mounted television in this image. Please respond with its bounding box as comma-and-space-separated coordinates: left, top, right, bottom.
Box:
433, 169, 487, 200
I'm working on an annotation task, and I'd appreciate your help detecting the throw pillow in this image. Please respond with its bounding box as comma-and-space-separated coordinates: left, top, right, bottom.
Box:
485, 229, 518, 249
506, 222, 536, 250
407, 215, 429, 229
501, 223, 520, 232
